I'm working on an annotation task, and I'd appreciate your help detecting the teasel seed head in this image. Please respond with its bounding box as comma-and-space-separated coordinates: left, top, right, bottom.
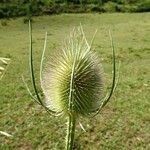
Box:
41, 27, 104, 117
0, 57, 11, 80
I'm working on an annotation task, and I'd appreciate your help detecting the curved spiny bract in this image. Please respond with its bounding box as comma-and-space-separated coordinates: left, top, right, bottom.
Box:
41, 28, 104, 117
28, 21, 61, 116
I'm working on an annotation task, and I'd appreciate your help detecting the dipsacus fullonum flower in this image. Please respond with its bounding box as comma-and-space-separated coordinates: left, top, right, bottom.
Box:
41, 28, 104, 116
26, 21, 116, 150
0, 57, 11, 80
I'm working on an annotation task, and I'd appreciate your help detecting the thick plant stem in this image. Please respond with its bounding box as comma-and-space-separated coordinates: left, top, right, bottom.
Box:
66, 113, 76, 150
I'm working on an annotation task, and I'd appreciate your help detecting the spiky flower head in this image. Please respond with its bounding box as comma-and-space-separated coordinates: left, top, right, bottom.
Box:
0, 57, 11, 80
42, 27, 104, 117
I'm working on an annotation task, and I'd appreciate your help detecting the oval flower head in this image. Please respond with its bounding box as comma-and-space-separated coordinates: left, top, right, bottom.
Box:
41, 27, 104, 117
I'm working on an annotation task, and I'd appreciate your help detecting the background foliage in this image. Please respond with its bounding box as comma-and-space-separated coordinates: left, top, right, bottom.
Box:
0, 0, 150, 18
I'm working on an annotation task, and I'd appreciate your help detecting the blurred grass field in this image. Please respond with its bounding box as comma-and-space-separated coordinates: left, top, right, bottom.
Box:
0, 13, 150, 150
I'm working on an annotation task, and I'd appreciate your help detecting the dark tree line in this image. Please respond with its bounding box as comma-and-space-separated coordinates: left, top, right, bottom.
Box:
0, 0, 149, 18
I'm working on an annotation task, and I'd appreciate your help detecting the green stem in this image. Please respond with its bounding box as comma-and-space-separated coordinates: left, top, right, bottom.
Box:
66, 113, 76, 150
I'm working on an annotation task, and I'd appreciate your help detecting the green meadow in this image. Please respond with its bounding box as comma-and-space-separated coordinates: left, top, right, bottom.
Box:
0, 13, 150, 149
